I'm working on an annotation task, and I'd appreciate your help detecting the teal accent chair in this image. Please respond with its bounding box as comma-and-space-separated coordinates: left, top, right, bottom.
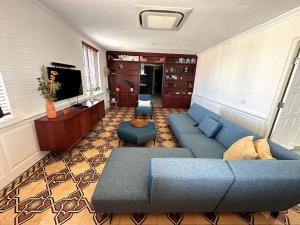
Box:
135, 94, 153, 119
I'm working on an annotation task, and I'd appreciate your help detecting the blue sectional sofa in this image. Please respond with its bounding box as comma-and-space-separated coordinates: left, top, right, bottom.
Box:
92, 103, 300, 213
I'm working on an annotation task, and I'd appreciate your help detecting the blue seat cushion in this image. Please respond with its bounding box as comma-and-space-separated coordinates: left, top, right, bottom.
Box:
187, 103, 220, 123
92, 147, 194, 213
179, 133, 226, 159
198, 116, 222, 138
167, 113, 201, 137
149, 158, 234, 212
117, 121, 156, 144
215, 118, 260, 148
136, 106, 152, 115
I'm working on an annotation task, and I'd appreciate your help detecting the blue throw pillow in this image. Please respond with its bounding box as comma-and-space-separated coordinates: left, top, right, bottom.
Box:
198, 116, 223, 138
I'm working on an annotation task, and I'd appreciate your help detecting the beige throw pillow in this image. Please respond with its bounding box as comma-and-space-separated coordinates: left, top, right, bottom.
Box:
223, 136, 258, 160
254, 138, 274, 160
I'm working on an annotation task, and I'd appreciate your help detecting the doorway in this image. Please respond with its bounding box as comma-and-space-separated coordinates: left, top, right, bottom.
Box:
270, 46, 300, 152
140, 63, 163, 107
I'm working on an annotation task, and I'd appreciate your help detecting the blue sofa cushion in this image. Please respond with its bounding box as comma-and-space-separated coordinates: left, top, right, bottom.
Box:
179, 133, 226, 159
187, 103, 220, 123
217, 160, 300, 212
167, 113, 201, 136
268, 140, 300, 160
92, 147, 193, 213
215, 118, 260, 148
149, 158, 234, 212
198, 116, 222, 138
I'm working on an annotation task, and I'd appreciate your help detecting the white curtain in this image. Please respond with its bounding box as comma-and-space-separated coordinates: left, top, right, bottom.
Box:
82, 43, 100, 91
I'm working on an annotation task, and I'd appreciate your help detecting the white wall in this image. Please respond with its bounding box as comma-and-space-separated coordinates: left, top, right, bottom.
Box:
0, 0, 108, 189
192, 9, 300, 136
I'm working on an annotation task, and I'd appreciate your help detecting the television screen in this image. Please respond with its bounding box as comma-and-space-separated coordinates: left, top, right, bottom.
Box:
47, 67, 83, 101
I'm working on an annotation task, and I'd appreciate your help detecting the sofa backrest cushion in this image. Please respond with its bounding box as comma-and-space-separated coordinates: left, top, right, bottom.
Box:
187, 103, 220, 123
215, 118, 259, 148
138, 94, 151, 101
198, 116, 223, 138
217, 160, 300, 212
268, 140, 300, 160
149, 158, 234, 212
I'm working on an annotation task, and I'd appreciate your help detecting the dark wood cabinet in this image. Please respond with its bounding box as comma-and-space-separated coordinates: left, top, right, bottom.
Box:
34, 100, 105, 152
98, 101, 105, 119
163, 94, 192, 108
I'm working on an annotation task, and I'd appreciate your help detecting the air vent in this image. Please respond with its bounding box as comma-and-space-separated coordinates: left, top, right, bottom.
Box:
136, 6, 192, 31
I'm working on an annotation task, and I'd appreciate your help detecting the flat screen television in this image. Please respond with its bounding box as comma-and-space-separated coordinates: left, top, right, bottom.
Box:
47, 67, 83, 102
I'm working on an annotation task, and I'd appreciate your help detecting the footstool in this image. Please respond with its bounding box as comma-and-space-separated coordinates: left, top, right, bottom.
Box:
117, 121, 156, 145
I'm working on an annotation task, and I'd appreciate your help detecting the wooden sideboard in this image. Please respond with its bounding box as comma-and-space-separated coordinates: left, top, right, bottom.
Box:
34, 100, 105, 152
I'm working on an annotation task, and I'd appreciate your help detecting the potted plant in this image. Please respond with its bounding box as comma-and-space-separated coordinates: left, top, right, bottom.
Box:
125, 80, 135, 92
87, 86, 101, 101
106, 88, 116, 102
37, 66, 61, 118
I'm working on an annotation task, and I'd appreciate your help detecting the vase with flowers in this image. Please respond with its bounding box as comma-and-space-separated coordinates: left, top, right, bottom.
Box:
37, 66, 61, 118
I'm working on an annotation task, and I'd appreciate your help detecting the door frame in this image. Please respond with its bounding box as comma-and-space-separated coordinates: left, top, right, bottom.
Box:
140, 63, 164, 96
268, 38, 300, 138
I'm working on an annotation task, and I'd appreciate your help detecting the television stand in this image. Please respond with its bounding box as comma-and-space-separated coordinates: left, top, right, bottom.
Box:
34, 100, 105, 152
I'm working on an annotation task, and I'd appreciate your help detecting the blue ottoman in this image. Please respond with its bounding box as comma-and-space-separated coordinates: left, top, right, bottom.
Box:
117, 121, 156, 145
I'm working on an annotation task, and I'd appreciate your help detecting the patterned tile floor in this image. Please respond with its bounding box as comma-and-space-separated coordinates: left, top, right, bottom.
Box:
0, 107, 300, 225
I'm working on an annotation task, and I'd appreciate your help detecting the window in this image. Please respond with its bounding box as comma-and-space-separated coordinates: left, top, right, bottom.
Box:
0, 72, 12, 119
82, 42, 101, 92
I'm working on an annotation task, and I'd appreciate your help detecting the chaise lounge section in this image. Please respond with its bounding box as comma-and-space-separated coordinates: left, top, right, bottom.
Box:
92, 103, 300, 214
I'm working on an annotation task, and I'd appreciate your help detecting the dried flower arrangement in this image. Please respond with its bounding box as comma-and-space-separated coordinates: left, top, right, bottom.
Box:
37, 65, 61, 101
37, 65, 61, 118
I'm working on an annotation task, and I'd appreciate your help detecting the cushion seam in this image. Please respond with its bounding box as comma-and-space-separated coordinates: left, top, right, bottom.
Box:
213, 161, 235, 211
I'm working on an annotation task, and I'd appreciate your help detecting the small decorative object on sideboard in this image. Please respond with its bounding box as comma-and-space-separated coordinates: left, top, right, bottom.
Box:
62, 108, 70, 115
37, 66, 61, 119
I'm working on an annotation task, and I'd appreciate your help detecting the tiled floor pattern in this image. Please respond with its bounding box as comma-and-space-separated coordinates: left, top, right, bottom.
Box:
0, 107, 299, 225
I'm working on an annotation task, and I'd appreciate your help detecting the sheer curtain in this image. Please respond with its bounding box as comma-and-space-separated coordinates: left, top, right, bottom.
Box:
82, 42, 100, 91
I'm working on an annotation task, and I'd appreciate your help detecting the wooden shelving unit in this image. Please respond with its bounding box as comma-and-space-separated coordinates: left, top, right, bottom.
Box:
106, 51, 197, 108
162, 57, 197, 108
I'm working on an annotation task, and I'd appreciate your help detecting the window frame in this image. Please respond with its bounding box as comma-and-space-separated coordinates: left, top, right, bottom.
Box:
0, 72, 12, 122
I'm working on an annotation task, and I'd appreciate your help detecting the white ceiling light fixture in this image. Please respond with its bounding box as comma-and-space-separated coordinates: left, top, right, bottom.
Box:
136, 6, 192, 31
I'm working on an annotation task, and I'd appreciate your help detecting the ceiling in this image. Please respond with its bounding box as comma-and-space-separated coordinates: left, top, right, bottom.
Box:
38, 0, 300, 54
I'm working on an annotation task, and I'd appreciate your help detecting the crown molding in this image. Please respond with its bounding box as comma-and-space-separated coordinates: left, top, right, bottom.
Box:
27, 0, 107, 51
198, 7, 300, 55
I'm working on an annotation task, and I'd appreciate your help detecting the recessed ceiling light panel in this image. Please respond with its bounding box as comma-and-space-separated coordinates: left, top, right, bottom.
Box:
140, 10, 184, 30
136, 6, 192, 31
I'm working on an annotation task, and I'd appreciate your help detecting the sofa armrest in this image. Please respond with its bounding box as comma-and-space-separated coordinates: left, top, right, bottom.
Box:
148, 158, 234, 212
217, 160, 300, 212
